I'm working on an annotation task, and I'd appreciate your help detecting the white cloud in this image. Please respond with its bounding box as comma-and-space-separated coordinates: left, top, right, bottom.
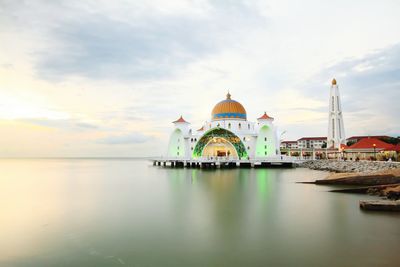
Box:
0, 0, 399, 156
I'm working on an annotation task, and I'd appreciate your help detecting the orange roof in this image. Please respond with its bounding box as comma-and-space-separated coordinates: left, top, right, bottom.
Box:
211, 93, 247, 121
173, 116, 189, 124
257, 112, 274, 120
347, 137, 393, 150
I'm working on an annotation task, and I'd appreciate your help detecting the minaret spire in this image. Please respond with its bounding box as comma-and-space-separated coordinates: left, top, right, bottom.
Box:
327, 78, 345, 149
226, 90, 231, 100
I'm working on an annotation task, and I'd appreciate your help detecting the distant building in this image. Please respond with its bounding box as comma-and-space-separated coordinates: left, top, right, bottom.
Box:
280, 141, 298, 149
346, 135, 390, 145
327, 78, 346, 149
344, 137, 396, 160
297, 137, 327, 149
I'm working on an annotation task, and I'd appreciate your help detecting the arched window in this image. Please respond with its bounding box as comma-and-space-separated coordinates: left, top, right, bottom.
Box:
217, 123, 220, 127
239, 123, 242, 130
228, 123, 231, 129
194, 138, 197, 142
243, 137, 246, 141
264, 145, 267, 149
191, 138, 193, 142
177, 146, 179, 150
191, 147, 193, 150
248, 124, 250, 129
265, 151, 267, 155
247, 146, 250, 150
264, 137, 267, 142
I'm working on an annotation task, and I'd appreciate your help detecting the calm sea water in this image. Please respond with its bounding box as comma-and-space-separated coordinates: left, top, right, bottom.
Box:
1, 159, 399, 267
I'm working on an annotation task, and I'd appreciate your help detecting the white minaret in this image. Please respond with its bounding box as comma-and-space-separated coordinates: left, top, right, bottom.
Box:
327, 78, 345, 149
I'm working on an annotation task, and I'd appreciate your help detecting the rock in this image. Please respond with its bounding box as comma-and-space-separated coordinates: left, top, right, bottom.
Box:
360, 200, 400, 211
299, 160, 400, 173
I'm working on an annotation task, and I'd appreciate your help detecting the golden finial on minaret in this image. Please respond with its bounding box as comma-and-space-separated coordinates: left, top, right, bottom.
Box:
226, 90, 231, 100
332, 78, 337, 85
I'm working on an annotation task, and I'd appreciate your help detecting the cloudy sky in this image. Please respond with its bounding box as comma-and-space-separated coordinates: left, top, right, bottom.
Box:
0, 0, 399, 157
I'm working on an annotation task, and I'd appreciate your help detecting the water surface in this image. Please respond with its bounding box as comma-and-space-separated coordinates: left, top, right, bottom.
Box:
1, 159, 399, 266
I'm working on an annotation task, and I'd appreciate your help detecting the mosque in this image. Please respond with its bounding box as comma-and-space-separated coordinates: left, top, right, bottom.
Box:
166, 92, 279, 160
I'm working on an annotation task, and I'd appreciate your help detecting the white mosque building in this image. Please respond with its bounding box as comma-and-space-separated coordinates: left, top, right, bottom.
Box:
166, 92, 279, 160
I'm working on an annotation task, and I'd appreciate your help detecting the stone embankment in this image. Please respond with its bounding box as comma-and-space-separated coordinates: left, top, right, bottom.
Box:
299, 160, 400, 173
299, 160, 400, 211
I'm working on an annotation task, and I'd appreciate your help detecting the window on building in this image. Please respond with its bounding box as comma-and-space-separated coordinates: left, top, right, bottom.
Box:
332, 119, 335, 138
191, 138, 193, 142
264, 145, 267, 149
177, 152, 179, 156
228, 123, 231, 129
191, 147, 193, 150
243, 137, 246, 141
177, 146, 179, 150
248, 124, 250, 129
332, 96, 334, 111
264, 137, 267, 142
217, 123, 220, 127
265, 151, 267, 155
247, 146, 250, 150
239, 123, 241, 130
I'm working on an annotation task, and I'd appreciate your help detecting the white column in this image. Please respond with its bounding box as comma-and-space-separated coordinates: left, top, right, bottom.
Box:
328, 79, 346, 149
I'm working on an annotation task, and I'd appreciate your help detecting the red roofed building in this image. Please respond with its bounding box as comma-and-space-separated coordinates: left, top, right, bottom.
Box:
347, 137, 393, 150
344, 137, 396, 160
346, 135, 390, 145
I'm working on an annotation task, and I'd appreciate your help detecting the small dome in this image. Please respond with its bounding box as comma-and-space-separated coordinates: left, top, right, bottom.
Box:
173, 116, 189, 123
257, 112, 274, 120
332, 78, 337, 85
211, 93, 247, 121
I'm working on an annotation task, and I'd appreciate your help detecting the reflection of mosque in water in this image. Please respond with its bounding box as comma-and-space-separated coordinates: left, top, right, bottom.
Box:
167, 93, 279, 160
165, 167, 286, 239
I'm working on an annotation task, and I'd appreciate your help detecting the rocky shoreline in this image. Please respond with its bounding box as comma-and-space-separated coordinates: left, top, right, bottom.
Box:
299, 159, 400, 173
299, 160, 400, 211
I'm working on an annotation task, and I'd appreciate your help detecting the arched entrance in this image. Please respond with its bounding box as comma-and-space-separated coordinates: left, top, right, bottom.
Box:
202, 137, 238, 158
192, 128, 248, 159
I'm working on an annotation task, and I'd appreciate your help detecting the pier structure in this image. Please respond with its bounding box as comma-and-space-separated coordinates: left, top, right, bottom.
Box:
152, 156, 300, 169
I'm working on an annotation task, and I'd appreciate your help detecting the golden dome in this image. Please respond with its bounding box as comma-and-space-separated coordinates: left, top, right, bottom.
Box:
332, 78, 337, 85
211, 93, 247, 121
